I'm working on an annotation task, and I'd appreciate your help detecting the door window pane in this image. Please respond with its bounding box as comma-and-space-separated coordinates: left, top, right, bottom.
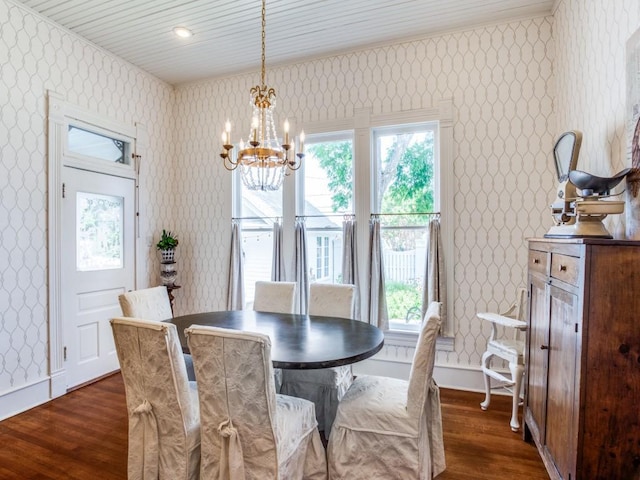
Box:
77, 192, 124, 271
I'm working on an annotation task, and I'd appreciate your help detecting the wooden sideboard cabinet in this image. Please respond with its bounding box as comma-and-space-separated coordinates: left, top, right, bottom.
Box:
524, 238, 640, 480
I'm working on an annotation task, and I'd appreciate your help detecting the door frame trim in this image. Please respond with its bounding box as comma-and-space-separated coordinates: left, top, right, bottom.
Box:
47, 91, 143, 397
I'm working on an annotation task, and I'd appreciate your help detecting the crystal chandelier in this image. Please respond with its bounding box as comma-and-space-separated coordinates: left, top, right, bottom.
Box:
220, 0, 304, 191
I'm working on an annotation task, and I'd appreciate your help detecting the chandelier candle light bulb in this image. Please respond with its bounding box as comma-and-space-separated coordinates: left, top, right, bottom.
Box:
251, 116, 259, 144
284, 119, 290, 146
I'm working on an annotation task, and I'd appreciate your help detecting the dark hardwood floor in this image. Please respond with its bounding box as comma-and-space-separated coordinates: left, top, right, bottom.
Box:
0, 373, 548, 479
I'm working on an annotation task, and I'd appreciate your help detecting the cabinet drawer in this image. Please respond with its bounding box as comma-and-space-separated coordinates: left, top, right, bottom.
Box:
528, 250, 547, 275
550, 253, 580, 285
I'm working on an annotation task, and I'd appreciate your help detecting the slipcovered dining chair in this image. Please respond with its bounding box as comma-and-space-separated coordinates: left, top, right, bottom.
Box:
110, 317, 200, 480
280, 283, 356, 435
253, 280, 297, 314
118, 286, 195, 381
186, 325, 327, 480
327, 302, 445, 479
253, 280, 297, 392
118, 286, 173, 320
478, 287, 528, 431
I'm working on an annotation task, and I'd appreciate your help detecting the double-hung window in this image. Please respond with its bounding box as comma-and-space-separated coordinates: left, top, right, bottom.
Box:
373, 123, 438, 333
233, 102, 453, 341
301, 132, 354, 284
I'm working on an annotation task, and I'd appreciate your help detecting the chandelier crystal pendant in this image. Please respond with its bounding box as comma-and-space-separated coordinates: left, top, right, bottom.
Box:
220, 0, 304, 191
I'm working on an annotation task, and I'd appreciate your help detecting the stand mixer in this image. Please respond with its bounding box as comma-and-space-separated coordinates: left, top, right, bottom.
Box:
545, 130, 631, 239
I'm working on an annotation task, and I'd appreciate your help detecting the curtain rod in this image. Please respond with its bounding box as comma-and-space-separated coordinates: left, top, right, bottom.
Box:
371, 212, 440, 216
296, 214, 354, 219
232, 216, 281, 221
233, 212, 438, 220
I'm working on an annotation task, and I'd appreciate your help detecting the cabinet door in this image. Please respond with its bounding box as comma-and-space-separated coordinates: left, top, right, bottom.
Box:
545, 284, 579, 480
527, 274, 549, 442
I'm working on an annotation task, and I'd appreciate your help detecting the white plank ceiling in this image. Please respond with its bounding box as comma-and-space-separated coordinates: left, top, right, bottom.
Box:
15, 0, 554, 85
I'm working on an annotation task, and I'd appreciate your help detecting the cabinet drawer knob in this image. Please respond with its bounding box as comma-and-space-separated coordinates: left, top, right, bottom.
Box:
540, 345, 549, 350
558, 264, 567, 272
533, 258, 540, 264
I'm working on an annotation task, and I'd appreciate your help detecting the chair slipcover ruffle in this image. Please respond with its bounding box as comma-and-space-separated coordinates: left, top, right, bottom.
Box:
280, 365, 352, 434
328, 377, 445, 479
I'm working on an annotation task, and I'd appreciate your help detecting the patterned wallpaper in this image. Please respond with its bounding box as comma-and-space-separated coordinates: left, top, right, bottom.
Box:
2, 0, 637, 406
173, 16, 557, 369
554, 0, 640, 239
0, 0, 174, 395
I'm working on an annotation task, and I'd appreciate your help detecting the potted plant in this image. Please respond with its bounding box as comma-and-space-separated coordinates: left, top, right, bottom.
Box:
156, 229, 179, 263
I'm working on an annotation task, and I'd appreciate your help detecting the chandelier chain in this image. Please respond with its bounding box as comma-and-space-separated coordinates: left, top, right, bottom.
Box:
261, 0, 266, 87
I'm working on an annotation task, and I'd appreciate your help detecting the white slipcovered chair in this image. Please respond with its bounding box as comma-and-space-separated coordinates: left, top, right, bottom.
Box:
253, 280, 297, 314
110, 317, 200, 480
118, 286, 173, 320
478, 287, 528, 432
118, 286, 195, 381
280, 283, 356, 435
327, 302, 446, 479
186, 325, 327, 480
253, 280, 297, 392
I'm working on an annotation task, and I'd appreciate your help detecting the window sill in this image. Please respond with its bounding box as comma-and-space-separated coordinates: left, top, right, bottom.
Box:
383, 329, 454, 352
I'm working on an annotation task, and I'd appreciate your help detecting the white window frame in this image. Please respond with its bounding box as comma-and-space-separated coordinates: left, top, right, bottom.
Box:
359, 102, 454, 349
372, 121, 437, 335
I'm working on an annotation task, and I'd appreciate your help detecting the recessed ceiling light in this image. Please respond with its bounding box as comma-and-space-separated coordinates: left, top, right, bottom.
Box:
173, 27, 193, 38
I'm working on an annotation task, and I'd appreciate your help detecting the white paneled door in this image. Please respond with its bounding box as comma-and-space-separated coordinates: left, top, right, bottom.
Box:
61, 166, 135, 389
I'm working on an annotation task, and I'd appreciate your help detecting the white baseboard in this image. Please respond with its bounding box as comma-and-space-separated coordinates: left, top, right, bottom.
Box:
353, 356, 512, 396
0, 378, 51, 421
50, 370, 67, 398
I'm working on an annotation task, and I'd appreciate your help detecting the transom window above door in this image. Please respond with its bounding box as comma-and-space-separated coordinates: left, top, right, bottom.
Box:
65, 123, 134, 174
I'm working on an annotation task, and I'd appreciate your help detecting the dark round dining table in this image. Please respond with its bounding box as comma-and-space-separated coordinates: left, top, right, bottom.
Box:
170, 310, 384, 369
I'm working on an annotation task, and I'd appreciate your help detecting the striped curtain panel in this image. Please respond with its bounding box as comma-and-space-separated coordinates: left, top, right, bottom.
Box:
294, 218, 309, 314
271, 219, 285, 281
341, 216, 360, 320
422, 217, 447, 332
368, 215, 388, 330
226, 220, 245, 310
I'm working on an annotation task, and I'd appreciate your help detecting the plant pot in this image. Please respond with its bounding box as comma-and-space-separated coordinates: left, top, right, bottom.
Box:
160, 249, 175, 262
